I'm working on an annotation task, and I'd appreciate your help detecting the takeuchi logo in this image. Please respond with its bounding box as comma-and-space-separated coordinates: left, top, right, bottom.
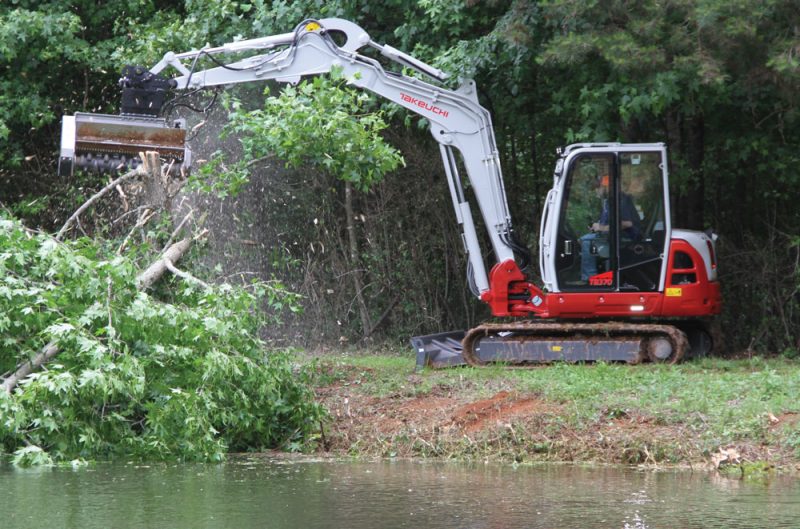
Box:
400, 93, 449, 118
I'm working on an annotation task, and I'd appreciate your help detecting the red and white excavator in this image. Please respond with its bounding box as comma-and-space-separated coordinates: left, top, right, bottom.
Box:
58, 19, 722, 367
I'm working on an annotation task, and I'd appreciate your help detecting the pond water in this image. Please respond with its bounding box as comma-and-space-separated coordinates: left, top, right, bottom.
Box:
1, 458, 798, 528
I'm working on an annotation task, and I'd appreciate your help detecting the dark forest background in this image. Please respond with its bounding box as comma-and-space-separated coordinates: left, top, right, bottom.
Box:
1, 0, 798, 355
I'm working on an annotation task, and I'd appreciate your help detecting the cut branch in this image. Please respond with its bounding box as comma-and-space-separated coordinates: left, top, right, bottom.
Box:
56, 167, 141, 240
116, 207, 156, 255
164, 208, 194, 250
366, 296, 400, 338
1, 342, 59, 394
164, 258, 210, 290
112, 204, 154, 225
136, 238, 193, 290
246, 154, 275, 168
115, 182, 130, 212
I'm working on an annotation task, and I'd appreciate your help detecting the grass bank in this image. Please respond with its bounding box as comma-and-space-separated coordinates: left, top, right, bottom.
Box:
307, 351, 800, 473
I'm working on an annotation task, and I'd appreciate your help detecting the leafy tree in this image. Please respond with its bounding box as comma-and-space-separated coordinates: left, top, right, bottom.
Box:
537, 0, 800, 229
219, 75, 404, 338
224, 76, 403, 191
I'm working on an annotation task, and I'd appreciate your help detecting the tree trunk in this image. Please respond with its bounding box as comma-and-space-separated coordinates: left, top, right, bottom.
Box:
683, 114, 705, 230
344, 181, 372, 338
140, 151, 170, 212
667, 110, 706, 230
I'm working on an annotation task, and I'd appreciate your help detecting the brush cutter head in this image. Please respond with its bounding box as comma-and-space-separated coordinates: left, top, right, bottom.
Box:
58, 65, 189, 177
58, 112, 191, 177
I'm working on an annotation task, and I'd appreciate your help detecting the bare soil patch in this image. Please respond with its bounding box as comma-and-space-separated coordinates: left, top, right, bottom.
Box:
314, 373, 799, 471
449, 391, 551, 433
770, 412, 800, 432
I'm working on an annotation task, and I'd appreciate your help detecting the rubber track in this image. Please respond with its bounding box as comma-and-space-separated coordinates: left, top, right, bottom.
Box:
461, 322, 689, 367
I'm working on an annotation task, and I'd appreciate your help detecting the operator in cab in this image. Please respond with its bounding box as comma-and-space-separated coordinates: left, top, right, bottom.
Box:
580, 174, 641, 282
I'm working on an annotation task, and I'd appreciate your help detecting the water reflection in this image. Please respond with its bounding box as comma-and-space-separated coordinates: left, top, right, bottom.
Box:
1, 458, 798, 529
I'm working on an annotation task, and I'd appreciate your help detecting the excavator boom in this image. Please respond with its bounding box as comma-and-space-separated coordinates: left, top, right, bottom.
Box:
59, 18, 520, 300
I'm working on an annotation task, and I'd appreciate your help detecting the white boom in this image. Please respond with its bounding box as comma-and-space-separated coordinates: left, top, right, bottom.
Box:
148, 18, 519, 295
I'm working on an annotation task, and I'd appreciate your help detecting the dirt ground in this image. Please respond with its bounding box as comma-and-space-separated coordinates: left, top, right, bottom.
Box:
313, 368, 800, 472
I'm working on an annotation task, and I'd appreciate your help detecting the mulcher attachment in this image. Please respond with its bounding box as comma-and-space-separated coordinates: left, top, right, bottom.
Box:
58, 65, 189, 177
58, 112, 190, 177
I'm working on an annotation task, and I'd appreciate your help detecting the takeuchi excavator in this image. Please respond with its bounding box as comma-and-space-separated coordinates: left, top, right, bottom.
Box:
58, 19, 722, 368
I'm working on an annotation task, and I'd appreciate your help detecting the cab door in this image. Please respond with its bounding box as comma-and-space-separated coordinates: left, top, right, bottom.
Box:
616, 150, 668, 292
554, 152, 617, 291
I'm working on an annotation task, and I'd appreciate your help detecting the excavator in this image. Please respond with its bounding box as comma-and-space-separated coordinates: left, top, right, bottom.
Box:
57, 18, 722, 368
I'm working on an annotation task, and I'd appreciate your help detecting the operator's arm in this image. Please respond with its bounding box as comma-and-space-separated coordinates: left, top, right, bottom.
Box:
590, 196, 637, 233
620, 193, 640, 237
620, 193, 637, 226
591, 200, 610, 232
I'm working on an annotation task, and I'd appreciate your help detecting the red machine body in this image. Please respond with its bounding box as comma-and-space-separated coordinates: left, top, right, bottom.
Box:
485, 238, 721, 320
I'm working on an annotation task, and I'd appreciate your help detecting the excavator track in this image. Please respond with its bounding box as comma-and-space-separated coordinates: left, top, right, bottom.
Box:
461, 322, 688, 367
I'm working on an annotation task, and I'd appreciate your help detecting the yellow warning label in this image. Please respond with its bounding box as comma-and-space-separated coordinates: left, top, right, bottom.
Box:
551, 346, 562, 352
666, 287, 683, 297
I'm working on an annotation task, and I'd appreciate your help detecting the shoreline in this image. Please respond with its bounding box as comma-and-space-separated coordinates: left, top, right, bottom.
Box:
306, 352, 800, 477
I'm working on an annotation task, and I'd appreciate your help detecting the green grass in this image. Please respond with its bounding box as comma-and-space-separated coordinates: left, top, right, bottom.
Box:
499, 358, 800, 443
309, 352, 800, 456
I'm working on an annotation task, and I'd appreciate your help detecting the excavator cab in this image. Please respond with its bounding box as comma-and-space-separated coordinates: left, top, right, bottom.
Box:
544, 144, 670, 295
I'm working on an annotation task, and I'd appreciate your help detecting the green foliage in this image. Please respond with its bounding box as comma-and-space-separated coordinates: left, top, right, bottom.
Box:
191, 152, 252, 198
0, 215, 323, 464
1, 0, 799, 351
112, 0, 254, 66
224, 74, 404, 192
0, 7, 89, 164
11, 445, 54, 468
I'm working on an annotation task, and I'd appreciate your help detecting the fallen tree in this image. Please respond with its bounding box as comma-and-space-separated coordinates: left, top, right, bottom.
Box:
1, 236, 197, 395
3, 154, 196, 395
0, 156, 321, 464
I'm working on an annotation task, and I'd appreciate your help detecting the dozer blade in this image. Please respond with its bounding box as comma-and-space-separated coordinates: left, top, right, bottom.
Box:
58, 112, 191, 177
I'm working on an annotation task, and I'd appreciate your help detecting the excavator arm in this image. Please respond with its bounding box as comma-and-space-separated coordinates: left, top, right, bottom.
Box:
60, 18, 542, 312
